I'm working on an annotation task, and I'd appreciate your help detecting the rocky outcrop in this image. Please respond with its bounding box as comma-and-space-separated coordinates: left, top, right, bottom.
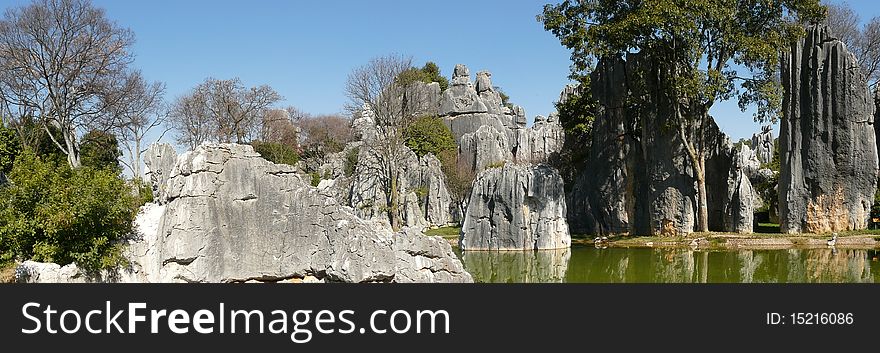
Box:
18, 143, 472, 283
779, 25, 879, 233
752, 125, 774, 165
460, 164, 571, 250
440, 64, 488, 116
439, 64, 564, 172
144, 143, 178, 202
459, 125, 512, 171
724, 146, 758, 233
567, 55, 757, 235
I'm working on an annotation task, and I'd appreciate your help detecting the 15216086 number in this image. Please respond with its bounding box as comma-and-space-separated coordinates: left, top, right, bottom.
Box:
766, 312, 854, 325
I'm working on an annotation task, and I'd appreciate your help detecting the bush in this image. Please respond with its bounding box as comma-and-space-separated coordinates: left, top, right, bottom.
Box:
79, 130, 122, 173
309, 172, 321, 187
252, 140, 300, 166
0, 125, 20, 174
396, 62, 449, 91
0, 151, 136, 272
404, 116, 456, 158
344, 147, 359, 177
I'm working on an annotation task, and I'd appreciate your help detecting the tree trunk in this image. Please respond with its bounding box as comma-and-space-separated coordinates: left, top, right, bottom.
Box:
695, 158, 708, 233
390, 170, 400, 231
63, 129, 80, 168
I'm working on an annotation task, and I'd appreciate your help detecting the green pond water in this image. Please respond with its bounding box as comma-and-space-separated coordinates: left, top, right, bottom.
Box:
456, 246, 880, 283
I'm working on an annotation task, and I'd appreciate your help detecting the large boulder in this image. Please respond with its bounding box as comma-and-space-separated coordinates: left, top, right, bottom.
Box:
460, 163, 571, 250
779, 25, 879, 233
120, 143, 472, 283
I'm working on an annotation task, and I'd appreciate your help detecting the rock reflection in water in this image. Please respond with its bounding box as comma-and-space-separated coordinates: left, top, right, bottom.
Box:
460, 248, 571, 283
460, 246, 880, 283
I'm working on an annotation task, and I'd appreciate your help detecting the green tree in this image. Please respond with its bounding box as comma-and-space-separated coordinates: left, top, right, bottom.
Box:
0, 151, 136, 272
396, 62, 450, 91
540, 0, 825, 232
79, 130, 122, 173
421, 62, 449, 91
553, 83, 598, 186
404, 116, 457, 158
0, 124, 20, 174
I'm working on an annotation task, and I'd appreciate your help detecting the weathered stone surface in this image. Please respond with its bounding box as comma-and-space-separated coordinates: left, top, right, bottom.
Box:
15, 261, 91, 283
780, 25, 879, 233
419, 154, 455, 226
512, 114, 565, 164
724, 146, 757, 233
752, 125, 774, 165
461, 164, 571, 250
439, 65, 487, 116
144, 143, 178, 203
459, 125, 512, 171
120, 143, 472, 283
406, 81, 441, 117
567, 55, 755, 235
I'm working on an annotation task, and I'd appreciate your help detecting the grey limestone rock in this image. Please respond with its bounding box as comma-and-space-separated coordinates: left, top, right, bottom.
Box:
460, 163, 571, 250
751, 125, 774, 165
144, 143, 178, 203
122, 143, 472, 283
779, 25, 879, 233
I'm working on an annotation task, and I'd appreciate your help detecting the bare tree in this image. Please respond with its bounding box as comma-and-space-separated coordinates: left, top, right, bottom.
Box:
106, 71, 167, 178
169, 84, 213, 150
0, 0, 135, 167
345, 54, 428, 230
259, 108, 299, 147
826, 2, 880, 86
168, 77, 282, 149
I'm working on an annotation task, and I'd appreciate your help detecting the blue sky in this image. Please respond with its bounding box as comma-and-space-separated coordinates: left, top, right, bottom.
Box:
3, 0, 879, 146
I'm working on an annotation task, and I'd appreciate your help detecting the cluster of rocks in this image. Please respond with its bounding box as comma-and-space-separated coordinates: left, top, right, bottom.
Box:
315, 64, 572, 251
438, 65, 571, 250
17, 143, 472, 283
779, 25, 879, 233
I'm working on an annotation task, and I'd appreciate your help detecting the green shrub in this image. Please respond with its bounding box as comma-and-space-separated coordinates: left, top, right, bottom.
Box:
344, 147, 359, 177
0, 151, 136, 272
79, 130, 122, 173
0, 125, 20, 174
131, 178, 154, 207
486, 160, 507, 169
309, 172, 321, 187
252, 140, 300, 166
395, 62, 449, 91
404, 116, 456, 158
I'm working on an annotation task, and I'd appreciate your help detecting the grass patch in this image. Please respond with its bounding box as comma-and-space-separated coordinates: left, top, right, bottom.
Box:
425, 226, 461, 239
1, 261, 16, 283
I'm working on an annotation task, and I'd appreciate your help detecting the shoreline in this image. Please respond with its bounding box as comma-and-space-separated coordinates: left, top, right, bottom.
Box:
435, 232, 880, 251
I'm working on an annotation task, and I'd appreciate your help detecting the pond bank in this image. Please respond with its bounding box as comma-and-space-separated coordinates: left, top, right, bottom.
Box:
425, 226, 880, 250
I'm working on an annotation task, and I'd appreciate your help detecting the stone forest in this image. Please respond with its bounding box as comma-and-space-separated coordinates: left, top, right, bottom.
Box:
2, 0, 880, 283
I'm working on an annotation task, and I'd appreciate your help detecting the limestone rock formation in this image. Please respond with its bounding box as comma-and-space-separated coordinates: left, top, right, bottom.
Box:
440, 64, 487, 116
567, 55, 757, 236
779, 25, 879, 233
460, 164, 571, 250
751, 125, 774, 165
459, 125, 512, 171
724, 146, 757, 233
69, 143, 473, 283
144, 143, 178, 203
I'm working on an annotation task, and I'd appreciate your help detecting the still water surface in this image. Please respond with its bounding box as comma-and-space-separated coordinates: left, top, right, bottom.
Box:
457, 246, 880, 283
